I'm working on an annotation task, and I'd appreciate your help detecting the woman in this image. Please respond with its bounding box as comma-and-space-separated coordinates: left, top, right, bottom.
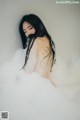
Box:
19, 14, 56, 79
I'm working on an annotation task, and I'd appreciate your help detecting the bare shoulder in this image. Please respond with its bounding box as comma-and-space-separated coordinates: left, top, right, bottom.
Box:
34, 36, 49, 46
32, 37, 42, 50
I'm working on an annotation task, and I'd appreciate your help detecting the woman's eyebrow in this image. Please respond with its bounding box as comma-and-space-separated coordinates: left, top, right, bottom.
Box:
27, 25, 32, 28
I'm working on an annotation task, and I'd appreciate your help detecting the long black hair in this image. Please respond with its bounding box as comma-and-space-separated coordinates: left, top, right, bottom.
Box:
19, 14, 56, 70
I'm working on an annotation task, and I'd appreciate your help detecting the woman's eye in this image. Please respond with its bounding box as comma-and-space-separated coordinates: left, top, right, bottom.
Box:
29, 27, 33, 30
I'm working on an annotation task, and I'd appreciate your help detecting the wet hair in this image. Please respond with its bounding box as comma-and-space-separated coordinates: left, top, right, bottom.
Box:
19, 14, 56, 70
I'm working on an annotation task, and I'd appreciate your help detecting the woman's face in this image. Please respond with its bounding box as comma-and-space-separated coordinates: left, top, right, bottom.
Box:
22, 21, 36, 37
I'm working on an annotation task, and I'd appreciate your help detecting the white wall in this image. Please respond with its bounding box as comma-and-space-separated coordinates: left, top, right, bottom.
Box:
0, 0, 80, 64
0, 1, 80, 119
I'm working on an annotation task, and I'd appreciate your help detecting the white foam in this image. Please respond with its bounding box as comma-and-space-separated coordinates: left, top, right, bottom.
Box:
0, 49, 80, 120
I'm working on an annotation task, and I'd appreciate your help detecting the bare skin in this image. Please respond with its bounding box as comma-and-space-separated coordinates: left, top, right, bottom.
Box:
24, 36, 52, 78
